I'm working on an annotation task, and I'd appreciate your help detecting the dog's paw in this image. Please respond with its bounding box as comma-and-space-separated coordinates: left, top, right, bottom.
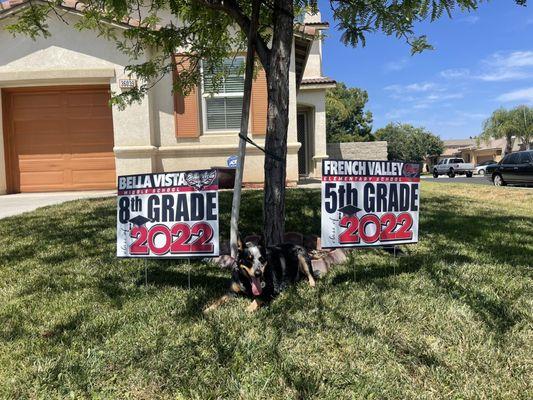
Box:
203, 305, 216, 314
246, 299, 262, 312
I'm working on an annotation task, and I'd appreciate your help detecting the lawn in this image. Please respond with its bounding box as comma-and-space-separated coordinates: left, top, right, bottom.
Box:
0, 182, 531, 399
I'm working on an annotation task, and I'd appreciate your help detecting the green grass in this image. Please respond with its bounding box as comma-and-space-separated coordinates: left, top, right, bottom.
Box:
0, 182, 532, 399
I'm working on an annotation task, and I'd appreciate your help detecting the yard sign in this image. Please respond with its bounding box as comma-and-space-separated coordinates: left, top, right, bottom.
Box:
116, 169, 219, 258
321, 160, 420, 248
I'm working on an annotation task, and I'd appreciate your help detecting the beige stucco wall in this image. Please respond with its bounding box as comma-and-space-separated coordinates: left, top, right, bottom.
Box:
303, 37, 323, 79
327, 141, 389, 161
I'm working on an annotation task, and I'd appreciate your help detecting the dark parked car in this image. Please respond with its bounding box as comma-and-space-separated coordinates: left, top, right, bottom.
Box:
486, 150, 533, 186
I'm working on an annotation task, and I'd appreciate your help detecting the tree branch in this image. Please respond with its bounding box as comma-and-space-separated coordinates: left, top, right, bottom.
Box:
192, 0, 271, 72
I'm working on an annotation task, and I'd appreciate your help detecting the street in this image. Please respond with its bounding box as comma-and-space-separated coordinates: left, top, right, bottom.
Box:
422, 175, 492, 185
421, 175, 533, 189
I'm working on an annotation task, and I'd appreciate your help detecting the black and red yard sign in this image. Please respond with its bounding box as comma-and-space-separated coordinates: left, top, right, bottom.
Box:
321, 160, 420, 248
116, 169, 219, 258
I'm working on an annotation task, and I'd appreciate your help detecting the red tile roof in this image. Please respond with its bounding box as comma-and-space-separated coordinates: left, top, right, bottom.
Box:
301, 77, 336, 86
0, 0, 150, 29
2, 1, 325, 37
304, 21, 329, 27
294, 23, 317, 37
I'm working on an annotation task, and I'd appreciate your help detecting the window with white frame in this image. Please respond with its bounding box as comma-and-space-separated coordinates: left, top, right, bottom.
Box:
201, 57, 244, 131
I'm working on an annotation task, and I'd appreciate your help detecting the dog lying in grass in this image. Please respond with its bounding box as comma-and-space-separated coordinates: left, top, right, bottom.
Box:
205, 240, 316, 312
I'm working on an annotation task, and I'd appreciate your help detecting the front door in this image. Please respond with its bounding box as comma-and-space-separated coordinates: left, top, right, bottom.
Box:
297, 113, 308, 176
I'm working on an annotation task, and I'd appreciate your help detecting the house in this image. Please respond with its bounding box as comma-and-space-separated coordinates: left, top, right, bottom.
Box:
0, 1, 335, 194
425, 138, 508, 170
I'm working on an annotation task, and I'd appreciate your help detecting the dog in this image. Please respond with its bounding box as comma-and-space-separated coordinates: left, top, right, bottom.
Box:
204, 239, 316, 312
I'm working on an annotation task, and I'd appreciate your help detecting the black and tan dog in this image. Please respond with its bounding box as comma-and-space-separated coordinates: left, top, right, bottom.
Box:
205, 240, 316, 312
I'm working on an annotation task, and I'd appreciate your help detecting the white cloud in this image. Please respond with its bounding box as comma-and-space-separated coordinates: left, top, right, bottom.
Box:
383, 58, 409, 72
489, 51, 533, 68
440, 68, 470, 79
442, 51, 533, 82
476, 51, 533, 81
496, 87, 533, 103
385, 82, 438, 93
478, 70, 529, 82
384, 82, 462, 110
385, 108, 411, 119
458, 15, 480, 24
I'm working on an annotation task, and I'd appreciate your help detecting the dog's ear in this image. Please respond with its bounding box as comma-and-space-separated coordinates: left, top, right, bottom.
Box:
237, 234, 244, 251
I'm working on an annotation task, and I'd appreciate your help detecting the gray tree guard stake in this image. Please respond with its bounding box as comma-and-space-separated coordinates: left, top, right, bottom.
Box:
230, 0, 260, 260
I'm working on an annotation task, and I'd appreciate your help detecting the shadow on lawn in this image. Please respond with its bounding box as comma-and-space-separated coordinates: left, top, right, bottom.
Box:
333, 193, 530, 337
1, 190, 530, 341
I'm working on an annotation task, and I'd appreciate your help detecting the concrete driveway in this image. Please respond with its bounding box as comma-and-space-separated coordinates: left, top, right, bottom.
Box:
0, 190, 116, 219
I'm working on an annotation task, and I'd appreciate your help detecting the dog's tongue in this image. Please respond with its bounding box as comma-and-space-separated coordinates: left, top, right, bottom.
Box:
251, 277, 262, 295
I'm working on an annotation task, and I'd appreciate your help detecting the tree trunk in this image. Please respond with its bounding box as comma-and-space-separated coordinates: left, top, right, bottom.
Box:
263, 0, 293, 246
505, 133, 513, 155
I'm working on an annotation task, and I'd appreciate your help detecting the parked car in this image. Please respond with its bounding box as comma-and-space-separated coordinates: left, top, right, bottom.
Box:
433, 158, 475, 178
475, 160, 497, 175
485, 150, 533, 186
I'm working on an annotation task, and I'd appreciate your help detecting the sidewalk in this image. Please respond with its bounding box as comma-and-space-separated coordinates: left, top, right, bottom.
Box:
0, 190, 116, 219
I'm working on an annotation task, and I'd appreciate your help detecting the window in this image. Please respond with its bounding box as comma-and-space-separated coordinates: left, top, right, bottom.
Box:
508, 153, 520, 164
201, 57, 244, 131
450, 158, 464, 163
519, 152, 533, 163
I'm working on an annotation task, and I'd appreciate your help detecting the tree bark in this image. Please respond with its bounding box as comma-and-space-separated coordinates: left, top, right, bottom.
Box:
263, 0, 293, 246
505, 133, 513, 155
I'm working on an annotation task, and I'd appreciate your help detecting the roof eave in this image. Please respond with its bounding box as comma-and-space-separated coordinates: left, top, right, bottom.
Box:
300, 83, 336, 90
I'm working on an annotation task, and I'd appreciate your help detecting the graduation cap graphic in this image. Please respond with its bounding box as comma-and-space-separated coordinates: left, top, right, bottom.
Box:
338, 204, 362, 216
128, 215, 154, 227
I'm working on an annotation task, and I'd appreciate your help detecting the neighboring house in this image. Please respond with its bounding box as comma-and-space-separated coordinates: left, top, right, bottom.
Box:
0, 1, 335, 194
425, 138, 510, 170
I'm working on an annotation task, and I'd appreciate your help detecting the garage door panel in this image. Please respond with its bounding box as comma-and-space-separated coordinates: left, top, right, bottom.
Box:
12, 92, 62, 109
72, 170, 116, 185
71, 145, 115, 155
68, 105, 113, 119
71, 131, 114, 144
12, 106, 64, 120
4, 86, 116, 193
71, 155, 115, 168
19, 170, 66, 186
14, 119, 65, 136
18, 157, 66, 171
476, 155, 494, 164
66, 118, 113, 134
66, 91, 110, 106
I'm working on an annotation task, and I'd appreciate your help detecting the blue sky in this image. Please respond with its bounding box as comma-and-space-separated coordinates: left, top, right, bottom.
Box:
319, 1, 533, 140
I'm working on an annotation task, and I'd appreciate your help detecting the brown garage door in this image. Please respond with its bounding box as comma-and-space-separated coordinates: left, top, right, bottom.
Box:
476, 155, 495, 164
2, 86, 116, 193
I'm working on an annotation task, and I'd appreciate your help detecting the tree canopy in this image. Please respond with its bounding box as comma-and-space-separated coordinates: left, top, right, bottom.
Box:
375, 123, 444, 162
479, 106, 533, 153
6, 0, 527, 107
326, 82, 373, 143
